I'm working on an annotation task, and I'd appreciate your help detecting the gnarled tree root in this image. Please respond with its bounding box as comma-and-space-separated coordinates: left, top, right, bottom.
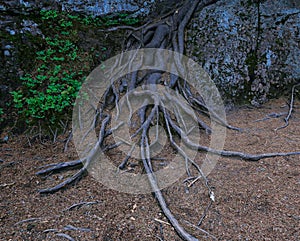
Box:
36, 1, 300, 240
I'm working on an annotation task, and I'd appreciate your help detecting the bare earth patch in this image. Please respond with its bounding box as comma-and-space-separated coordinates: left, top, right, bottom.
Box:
1, 98, 299, 240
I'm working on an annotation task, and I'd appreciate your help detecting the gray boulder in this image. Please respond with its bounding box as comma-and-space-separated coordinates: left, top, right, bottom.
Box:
188, 0, 300, 105
0, 0, 155, 16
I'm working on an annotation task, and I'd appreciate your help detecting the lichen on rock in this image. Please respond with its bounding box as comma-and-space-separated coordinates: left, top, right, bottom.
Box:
188, 0, 300, 106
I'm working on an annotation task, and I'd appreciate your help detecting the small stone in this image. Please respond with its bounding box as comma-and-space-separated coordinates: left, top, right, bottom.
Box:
4, 50, 11, 57
0, 5, 6, 11
132, 203, 137, 210
256, 167, 265, 172
4, 45, 12, 50
128, 225, 135, 231
2, 136, 9, 143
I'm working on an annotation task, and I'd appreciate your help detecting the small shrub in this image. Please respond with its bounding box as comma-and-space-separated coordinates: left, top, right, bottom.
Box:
11, 10, 93, 130
11, 9, 140, 133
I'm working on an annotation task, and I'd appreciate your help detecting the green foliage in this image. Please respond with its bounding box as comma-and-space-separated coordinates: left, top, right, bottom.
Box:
11, 10, 93, 128
40, 9, 140, 28
11, 9, 140, 131
0, 108, 3, 123
103, 13, 140, 26
40, 9, 58, 20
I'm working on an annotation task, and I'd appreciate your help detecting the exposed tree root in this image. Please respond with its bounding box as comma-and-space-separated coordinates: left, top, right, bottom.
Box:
63, 201, 99, 211
36, 1, 300, 240
56, 233, 75, 241
275, 83, 300, 131
36, 159, 83, 175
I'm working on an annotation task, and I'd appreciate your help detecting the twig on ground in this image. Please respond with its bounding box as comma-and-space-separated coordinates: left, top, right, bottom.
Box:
26, 135, 32, 147
56, 233, 75, 241
64, 201, 99, 211
254, 112, 287, 122
48, 125, 58, 143
43, 229, 59, 233
43, 225, 91, 234
15, 218, 42, 225
159, 223, 165, 241
64, 131, 73, 153
64, 224, 91, 232
187, 176, 201, 188
183, 219, 217, 240
197, 200, 212, 226
154, 218, 171, 226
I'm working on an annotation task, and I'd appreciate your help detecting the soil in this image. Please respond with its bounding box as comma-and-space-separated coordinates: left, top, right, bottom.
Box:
0, 98, 299, 241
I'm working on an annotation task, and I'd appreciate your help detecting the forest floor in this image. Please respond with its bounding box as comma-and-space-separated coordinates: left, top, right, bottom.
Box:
0, 98, 299, 241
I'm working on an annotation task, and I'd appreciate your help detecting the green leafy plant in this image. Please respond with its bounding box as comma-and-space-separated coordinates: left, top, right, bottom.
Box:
11, 9, 140, 132
0, 108, 4, 123
11, 10, 93, 129
103, 13, 140, 26
40, 9, 58, 20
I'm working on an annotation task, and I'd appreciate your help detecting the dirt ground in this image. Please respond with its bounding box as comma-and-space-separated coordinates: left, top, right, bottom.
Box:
0, 98, 299, 241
